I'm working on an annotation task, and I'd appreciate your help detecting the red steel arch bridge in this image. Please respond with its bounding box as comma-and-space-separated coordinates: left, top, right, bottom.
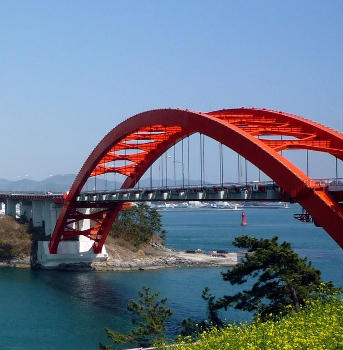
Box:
1, 107, 342, 265
52, 107, 343, 252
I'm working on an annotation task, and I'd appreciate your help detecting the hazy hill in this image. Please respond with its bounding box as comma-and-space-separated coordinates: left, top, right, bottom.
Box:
0, 174, 204, 192
0, 174, 77, 192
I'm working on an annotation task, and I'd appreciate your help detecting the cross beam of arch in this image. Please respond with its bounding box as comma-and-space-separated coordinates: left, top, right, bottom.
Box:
49, 108, 343, 254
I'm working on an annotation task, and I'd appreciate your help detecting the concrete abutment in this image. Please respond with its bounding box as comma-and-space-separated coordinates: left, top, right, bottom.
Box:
2, 197, 108, 268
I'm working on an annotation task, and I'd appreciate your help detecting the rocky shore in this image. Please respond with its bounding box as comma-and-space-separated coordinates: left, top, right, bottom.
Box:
0, 216, 239, 271
0, 256, 31, 269
89, 236, 238, 271
1, 243, 238, 272
91, 248, 238, 271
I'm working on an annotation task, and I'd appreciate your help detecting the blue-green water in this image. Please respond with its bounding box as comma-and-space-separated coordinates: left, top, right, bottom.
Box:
0, 206, 342, 350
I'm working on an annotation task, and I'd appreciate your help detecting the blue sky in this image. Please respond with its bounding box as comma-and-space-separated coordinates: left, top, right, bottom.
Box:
0, 0, 342, 182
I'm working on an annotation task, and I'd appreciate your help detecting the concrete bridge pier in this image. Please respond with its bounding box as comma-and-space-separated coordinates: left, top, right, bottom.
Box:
78, 208, 91, 231
20, 201, 33, 221
41, 200, 63, 237
5, 199, 17, 217
32, 200, 44, 228
37, 206, 108, 268
76, 208, 105, 253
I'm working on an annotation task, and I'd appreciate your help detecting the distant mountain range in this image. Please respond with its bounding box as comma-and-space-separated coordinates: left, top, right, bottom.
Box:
0, 174, 77, 192
0, 174, 205, 192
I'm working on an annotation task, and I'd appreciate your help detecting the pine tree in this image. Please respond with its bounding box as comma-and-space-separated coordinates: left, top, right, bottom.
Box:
110, 204, 166, 247
207, 235, 338, 321
99, 286, 173, 349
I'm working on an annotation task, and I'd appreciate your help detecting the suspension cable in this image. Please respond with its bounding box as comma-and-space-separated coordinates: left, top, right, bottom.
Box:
221, 144, 224, 186
150, 167, 152, 189
336, 157, 338, 183
200, 133, 203, 187
257, 135, 261, 182
165, 151, 168, 188
306, 150, 309, 176
136, 130, 139, 189
181, 137, 185, 188
219, 143, 223, 187
245, 158, 248, 185
280, 135, 283, 156
160, 155, 163, 187
219, 142, 221, 186
187, 136, 190, 186
173, 142, 176, 186
150, 126, 152, 189
203, 134, 205, 185
113, 145, 116, 190
124, 140, 127, 184
165, 127, 168, 188
237, 154, 241, 183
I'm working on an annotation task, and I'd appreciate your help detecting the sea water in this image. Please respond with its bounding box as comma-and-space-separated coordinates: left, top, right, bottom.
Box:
0, 205, 342, 349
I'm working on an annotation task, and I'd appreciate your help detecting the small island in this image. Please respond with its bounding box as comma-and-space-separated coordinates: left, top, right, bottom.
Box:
0, 205, 238, 271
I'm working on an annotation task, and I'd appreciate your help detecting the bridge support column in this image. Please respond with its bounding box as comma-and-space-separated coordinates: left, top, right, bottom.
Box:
77, 208, 106, 252
42, 200, 62, 237
37, 240, 108, 268
75, 208, 91, 231
37, 207, 108, 268
32, 201, 44, 227
5, 199, 17, 217
20, 201, 33, 221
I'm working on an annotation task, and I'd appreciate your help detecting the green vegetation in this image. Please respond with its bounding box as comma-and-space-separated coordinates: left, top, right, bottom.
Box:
0, 215, 31, 260
109, 204, 166, 248
99, 286, 172, 349
100, 235, 341, 349
205, 235, 338, 322
172, 294, 343, 350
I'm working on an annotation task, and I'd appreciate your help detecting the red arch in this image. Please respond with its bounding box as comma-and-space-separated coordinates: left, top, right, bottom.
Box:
49, 108, 343, 254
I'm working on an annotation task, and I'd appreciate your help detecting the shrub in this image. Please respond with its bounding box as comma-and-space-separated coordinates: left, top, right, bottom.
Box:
110, 204, 166, 248
173, 295, 343, 350
207, 235, 338, 321
0, 216, 31, 259
100, 286, 172, 349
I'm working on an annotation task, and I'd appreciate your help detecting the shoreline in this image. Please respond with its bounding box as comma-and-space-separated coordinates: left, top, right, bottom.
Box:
0, 249, 239, 272
0, 256, 31, 269
91, 249, 238, 271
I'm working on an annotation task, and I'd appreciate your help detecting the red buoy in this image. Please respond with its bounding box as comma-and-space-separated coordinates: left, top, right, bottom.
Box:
241, 211, 247, 226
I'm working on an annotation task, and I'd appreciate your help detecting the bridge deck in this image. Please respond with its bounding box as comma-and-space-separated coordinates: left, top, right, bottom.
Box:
77, 183, 284, 202
0, 180, 342, 203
